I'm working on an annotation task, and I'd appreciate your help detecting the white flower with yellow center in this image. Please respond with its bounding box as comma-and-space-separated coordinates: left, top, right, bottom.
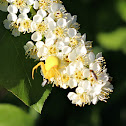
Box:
3, 19, 20, 37
87, 78, 113, 105
66, 28, 83, 49
0, 0, 8, 12
45, 18, 68, 42
17, 13, 33, 33
48, 3, 67, 21
24, 41, 39, 60
33, 0, 62, 11
67, 60, 89, 87
31, 9, 48, 41
33, 0, 52, 11
56, 63, 78, 89
68, 44, 87, 62
67, 15, 80, 30
67, 51, 113, 106
35, 39, 61, 61
67, 80, 91, 106
83, 52, 109, 86
68, 66, 113, 106
82, 34, 93, 52
7, 0, 34, 14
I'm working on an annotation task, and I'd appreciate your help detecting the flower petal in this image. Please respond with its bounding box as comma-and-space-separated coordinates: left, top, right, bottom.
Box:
33, 1, 39, 10
68, 28, 77, 38
96, 52, 102, 59
36, 41, 44, 48
12, 28, 20, 37
68, 49, 76, 61
33, 14, 42, 23
7, 13, 17, 21
89, 52, 95, 62
68, 78, 77, 88
48, 20, 56, 30
18, 13, 28, 19
45, 39, 55, 46
3, 19, 11, 29
67, 92, 77, 101
66, 64, 76, 75
20, 6, 30, 13
57, 18, 66, 27
83, 68, 90, 78
31, 32, 42, 41
76, 45, 87, 55
7, 5, 18, 13
76, 87, 84, 94
24, 41, 34, 51
51, 3, 62, 12
27, 0, 34, 5
62, 46, 71, 54
37, 9, 47, 18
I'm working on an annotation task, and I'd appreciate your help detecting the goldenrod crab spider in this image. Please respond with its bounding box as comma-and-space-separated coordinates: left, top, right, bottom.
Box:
32, 56, 62, 86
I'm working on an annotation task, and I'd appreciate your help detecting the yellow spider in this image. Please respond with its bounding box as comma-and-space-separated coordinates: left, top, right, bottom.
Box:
32, 56, 61, 84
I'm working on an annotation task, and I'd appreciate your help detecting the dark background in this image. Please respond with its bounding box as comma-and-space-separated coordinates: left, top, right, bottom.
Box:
0, 0, 124, 125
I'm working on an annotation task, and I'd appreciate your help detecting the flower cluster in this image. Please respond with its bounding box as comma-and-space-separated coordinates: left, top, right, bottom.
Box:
1, 0, 113, 107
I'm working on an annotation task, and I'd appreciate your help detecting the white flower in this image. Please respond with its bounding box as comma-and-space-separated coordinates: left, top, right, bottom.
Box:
67, 51, 113, 106
33, 0, 52, 11
82, 34, 93, 52
45, 18, 69, 42
7, 0, 33, 14
35, 38, 61, 60
31, 11, 48, 41
48, 3, 67, 21
24, 41, 39, 60
17, 14, 33, 33
67, 61, 89, 87
3, 19, 20, 37
66, 28, 84, 49
58, 64, 78, 89
68, 44, 87, 62
67, 15, 80, 30
67, 80, 91, 106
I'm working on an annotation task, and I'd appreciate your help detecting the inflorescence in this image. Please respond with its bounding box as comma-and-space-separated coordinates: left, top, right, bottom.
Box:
0, 0, 113, 107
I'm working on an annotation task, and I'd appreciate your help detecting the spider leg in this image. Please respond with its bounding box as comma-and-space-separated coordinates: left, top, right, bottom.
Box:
32, 62, 46, 79
54, 68, 63, 86
58, 65, 65, 69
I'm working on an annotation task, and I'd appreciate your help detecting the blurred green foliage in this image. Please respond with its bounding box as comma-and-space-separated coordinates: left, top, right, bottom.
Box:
97, 28, 126, 53
0, 104, 35, 126
116, 0, 126, 22
97, 0, 126, 54
0, 0, 124, 126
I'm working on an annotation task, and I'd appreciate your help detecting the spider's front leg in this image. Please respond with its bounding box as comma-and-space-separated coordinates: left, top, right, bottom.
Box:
32, 62, 46, 79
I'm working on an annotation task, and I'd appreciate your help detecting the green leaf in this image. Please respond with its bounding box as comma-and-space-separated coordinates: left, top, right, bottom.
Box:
0, 11, 52, 113
116, 0, 126, 22
97, 27, 126, 52
0, 104, 35, 126
31, 85, 52, 114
